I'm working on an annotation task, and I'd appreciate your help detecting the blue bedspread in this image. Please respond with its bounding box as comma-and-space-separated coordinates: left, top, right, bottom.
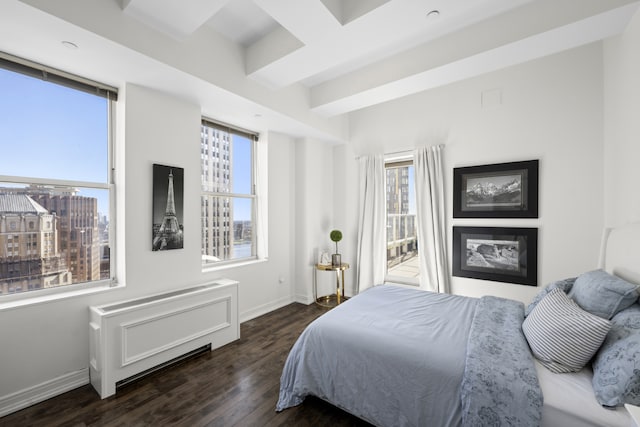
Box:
461, 296, 543, 426
276, 285, 542, 427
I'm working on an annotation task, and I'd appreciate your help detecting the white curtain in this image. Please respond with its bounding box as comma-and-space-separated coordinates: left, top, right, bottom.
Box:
356, 155, 386, 293
414, 145, 449, 293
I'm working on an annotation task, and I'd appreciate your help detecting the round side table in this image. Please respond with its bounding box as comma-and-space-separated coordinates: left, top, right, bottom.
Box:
314, 262, 350, 308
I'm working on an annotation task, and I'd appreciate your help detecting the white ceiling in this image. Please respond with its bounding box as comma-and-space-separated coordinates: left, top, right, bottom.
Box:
206, 0, 280, 47
121, 0, 639, 117
2, 0, 639, 142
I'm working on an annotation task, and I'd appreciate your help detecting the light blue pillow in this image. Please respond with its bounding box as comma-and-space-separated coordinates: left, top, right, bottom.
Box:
611, 304, 640, 330
525, 277, 576, 317
592, 304, 640, 407
568, 269, 639, 319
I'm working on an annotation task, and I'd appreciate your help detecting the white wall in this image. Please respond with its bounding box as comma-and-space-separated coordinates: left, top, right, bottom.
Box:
293, 138, 336, 302
0, 84, 298, 407
121, 85, 202, 295
332, 144, 359, 296
346, 44, 606, 304
121, 84, 296, 319
603, 9, 640, 227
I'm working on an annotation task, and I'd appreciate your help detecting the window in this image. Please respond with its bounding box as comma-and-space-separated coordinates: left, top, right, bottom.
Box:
201, 118, 258, 267
0, 53, 117, 297
385, 159, 419, 285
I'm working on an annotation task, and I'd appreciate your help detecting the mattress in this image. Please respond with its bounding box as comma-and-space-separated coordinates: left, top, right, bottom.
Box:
535, 359, 631, 427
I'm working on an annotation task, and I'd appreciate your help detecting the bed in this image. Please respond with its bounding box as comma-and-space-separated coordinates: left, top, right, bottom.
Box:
276, 222, 640, 426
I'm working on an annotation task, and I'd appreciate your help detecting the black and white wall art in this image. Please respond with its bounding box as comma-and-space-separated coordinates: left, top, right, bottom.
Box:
452, 226, 538, 286
152, 163, 184, 251
453, 160, 538, 218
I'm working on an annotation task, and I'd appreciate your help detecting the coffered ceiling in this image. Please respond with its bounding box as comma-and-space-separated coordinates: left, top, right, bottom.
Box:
121, 0, 640, 117
1, 0, 639, 141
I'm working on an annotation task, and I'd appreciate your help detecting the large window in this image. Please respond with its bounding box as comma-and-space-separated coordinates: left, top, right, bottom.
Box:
200, 119, 258, 267
385, 160, 419, 285
0, 53, 117, 297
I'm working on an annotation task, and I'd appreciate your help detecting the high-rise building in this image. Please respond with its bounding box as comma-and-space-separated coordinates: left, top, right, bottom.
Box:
98, 214, 110, 279
0, 194, 72, 294
32, 193, 100, 283
386, 166, 417, 267
200, 125, 234, 261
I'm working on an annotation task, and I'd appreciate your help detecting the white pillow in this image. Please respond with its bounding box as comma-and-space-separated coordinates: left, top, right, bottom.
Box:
522, 288, 612, 373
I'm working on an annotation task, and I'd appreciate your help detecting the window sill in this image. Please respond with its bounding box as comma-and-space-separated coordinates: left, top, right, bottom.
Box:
202, 257, 267, 274
0, 281, 125, 312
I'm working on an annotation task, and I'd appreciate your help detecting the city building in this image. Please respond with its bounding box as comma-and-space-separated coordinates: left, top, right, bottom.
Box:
28, 186, 102, 284
386, 166, 417, 268
98, 214, 110, 279
0, 185, 105, 291
200, 124, 234, 262
0, 194, 71, 294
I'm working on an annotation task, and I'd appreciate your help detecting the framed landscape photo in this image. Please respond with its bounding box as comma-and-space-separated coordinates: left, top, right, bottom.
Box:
452, 226, 538, 286
453, 160, 538, 218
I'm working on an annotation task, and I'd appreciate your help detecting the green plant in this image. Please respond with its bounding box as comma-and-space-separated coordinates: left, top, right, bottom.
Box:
330, 229, 342, 254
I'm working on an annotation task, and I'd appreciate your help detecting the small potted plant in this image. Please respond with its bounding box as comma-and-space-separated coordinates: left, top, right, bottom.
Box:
330, 229, 343, 267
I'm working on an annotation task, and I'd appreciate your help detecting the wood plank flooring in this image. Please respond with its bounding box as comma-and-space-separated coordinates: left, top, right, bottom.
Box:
0, 302, 373, 427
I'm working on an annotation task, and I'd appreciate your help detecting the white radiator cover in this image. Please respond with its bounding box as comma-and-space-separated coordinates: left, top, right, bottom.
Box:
89, 279, 239, 398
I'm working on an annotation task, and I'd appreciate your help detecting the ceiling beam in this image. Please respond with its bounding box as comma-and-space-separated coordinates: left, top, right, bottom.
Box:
121, 0, 230, 40
309, 2, 640, 116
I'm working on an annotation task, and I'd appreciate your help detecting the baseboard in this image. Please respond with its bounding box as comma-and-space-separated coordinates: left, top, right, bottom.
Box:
0, 368, 89, 417
240, 295, 294, 323
294, 292, 314, 305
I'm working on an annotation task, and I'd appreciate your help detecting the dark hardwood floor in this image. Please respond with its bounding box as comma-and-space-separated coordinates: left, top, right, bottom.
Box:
0, 302, 373, 427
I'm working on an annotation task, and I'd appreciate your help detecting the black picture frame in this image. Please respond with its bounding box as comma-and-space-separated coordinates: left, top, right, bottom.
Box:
453, 160, 538, 218
152, 164, 184, 251
452, 226, 538, 286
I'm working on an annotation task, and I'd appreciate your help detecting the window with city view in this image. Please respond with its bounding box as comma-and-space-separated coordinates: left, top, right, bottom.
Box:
385, 160, 419, 284
201, 119, 257, 266
0, 55, 116, 296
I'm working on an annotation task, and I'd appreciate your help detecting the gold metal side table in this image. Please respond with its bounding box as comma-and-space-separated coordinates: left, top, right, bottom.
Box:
314, 263, 350, 308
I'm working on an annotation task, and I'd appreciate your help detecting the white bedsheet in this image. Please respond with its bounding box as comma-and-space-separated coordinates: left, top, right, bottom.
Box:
535, 359, 630, 427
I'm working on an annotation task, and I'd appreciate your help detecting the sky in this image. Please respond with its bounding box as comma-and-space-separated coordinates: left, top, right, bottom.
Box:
0, 68, 110, 216
230, 134, 252, 221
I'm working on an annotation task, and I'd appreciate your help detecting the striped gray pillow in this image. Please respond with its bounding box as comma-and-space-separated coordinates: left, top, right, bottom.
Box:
523, 288, 612, 373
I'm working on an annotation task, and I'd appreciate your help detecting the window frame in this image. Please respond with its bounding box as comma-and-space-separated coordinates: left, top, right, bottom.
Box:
200, 117, 259, 270
384, 157, 419, 286
0, 52, 118, 305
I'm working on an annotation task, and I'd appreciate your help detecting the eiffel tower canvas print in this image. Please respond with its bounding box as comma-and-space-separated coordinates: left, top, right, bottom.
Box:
152, 164, 184, 251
